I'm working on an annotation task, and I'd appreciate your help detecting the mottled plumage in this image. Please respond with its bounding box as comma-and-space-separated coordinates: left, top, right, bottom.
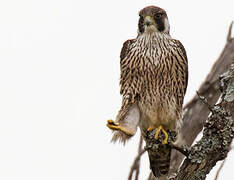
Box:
107, 6, 188, 178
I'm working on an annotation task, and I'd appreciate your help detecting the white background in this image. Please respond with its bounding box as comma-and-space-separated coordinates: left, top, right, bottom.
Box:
0, 0, 233, 179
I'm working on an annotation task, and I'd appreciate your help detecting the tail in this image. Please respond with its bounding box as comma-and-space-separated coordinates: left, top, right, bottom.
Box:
148, 144, 171, 178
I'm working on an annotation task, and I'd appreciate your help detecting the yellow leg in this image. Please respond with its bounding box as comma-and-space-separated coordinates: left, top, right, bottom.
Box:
106, 120, 134, 136
154, 125, 168, 145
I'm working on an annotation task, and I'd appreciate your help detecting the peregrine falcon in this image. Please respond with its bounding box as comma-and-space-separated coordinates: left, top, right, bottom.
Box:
107, 6, 188, 178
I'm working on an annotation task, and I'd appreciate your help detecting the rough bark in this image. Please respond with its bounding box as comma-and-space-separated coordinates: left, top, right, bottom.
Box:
169, 22, 234, 176
174, 63, 234, 179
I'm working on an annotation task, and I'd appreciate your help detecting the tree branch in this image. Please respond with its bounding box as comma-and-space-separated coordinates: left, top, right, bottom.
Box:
214, 159, 227, 180
128, 135, 146, 180
215, 146, 234, 180
174, 63, 234, 180
169, 21, 234, 176
227, 21, 233, 42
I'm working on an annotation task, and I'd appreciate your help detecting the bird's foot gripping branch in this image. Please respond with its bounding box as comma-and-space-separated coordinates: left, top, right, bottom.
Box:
145, 129, 178, 177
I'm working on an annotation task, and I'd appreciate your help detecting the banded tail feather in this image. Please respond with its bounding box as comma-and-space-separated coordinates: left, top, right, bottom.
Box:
148, 144, 171, 177
145, 129, 176, 178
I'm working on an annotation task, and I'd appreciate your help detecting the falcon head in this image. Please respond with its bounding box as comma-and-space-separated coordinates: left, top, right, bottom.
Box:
138, 6, 170, 35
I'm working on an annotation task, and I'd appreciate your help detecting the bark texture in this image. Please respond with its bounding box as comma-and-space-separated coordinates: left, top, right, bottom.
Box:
174, 63, 234, 179
169, 22, 234, 176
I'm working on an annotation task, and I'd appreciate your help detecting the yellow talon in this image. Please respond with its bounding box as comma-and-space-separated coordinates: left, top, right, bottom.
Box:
107, 119, 119, 126
106, 119, 134, 136
147, 126, 154, 131
154, 125, 168, 145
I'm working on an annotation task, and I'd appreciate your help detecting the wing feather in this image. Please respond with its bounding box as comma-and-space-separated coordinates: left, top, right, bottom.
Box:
111, 39, 140, 144
173, 39, 188, 97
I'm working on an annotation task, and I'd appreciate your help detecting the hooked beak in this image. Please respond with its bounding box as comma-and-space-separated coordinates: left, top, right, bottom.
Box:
144, 16, 153, 26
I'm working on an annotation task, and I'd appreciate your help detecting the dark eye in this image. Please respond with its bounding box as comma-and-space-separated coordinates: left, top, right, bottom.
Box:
139, 15, 143, 22
155, 13, 162, 19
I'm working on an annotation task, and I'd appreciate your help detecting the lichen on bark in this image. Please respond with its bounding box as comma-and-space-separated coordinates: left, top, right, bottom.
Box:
174, 63, 234, 180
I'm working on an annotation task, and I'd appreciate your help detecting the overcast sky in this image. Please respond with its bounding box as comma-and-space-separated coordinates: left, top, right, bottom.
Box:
0, 0, 233, 180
